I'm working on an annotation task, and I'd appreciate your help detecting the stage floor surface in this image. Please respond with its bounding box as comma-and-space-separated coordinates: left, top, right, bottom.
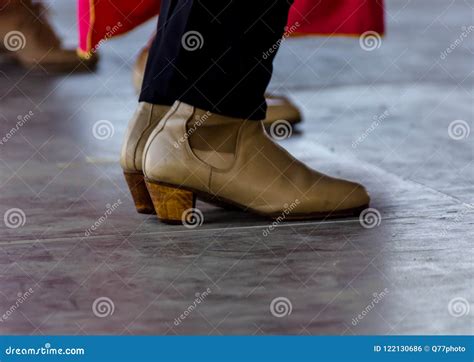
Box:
0, 0, 472, 334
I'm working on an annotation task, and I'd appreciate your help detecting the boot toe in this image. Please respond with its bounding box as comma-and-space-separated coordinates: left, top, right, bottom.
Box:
338, 181, 370, 210
309, 178, 370, 213
295, 178, 370, 215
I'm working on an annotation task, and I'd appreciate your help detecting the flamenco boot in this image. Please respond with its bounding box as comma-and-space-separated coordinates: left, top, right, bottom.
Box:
132, 45, 302, 126
265, 94, 302, 125
132, 45, 149, 92
120, 103, 171, 214
0, 0, 97, 72
142, 101, 370, 224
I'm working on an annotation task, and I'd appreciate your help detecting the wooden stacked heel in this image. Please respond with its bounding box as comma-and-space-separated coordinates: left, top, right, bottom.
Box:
123, 172, 155, 214
124, 172, 197, 224
145, 181, 196, 224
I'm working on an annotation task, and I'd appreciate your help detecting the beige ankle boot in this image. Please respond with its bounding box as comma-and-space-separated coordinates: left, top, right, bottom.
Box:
120, 102, 171, 213
132, 45, 149, 92
0, 0, 97, 72
265, 94, 302, 125
141, 101, 369, 224
132, 45, 302, 125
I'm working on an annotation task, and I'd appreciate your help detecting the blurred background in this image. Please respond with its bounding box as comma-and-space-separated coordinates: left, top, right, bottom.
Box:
0, 0, 472, 335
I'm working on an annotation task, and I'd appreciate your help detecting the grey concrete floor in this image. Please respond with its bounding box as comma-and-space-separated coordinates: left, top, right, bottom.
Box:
0, 1, 472, 335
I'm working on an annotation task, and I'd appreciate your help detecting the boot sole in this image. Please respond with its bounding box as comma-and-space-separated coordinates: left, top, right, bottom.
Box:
2, 53, 99, 73
19, 59, 98, 74
137, 178, 367, 225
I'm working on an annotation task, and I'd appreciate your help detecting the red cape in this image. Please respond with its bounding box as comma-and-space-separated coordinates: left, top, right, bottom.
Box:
78, 0, 384, 58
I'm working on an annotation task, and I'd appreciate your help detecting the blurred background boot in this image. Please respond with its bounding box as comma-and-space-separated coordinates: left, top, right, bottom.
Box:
0, 0, 97, 72
132, 45, 302, 126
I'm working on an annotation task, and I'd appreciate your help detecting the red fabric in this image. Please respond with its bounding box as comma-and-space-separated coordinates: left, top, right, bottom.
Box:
78, 0, 384, 57
287, 0, 385, 36
77, 0, 159, 56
